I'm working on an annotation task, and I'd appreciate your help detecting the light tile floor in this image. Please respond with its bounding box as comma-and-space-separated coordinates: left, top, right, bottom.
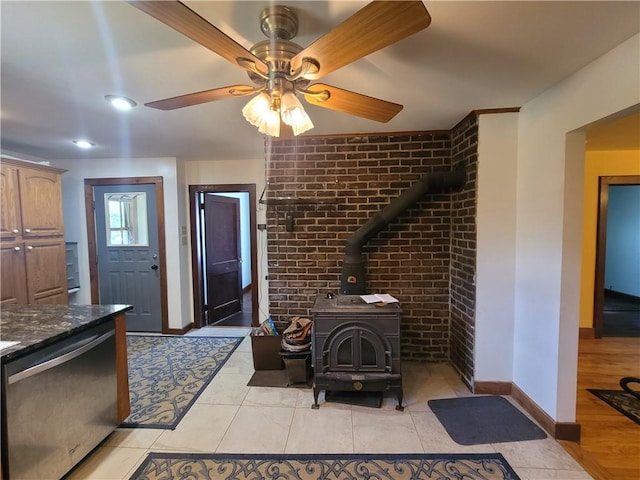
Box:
67, 327, 593, 480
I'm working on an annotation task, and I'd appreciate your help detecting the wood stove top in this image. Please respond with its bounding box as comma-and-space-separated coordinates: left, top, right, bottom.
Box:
311, 294, 402, 314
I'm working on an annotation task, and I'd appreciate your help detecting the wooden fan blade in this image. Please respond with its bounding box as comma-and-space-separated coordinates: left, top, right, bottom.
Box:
291, 1, 430, 80
145, 85, 257, 110
127, 1, 268, 75
302, 83, 403, 123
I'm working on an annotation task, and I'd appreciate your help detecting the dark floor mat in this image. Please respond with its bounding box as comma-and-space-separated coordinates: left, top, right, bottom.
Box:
428, 395, 547, 445
588, 389, 640, 425
247, 369, 311, 388
325, 390, 383, 408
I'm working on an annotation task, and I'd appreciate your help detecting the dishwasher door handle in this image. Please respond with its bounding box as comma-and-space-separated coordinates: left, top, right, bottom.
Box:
7, 330, 115, 385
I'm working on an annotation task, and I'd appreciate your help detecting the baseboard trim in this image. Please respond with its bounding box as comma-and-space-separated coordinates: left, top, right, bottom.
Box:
472, 380, 581, 442
473, 381, 512, 395
511, 384, 581, 442
604, 288, 640, 304
165, 323, 193, 335
579, 327, 595, 339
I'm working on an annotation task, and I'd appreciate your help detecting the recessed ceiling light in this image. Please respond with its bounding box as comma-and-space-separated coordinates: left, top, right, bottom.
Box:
105, 94, 137, 111
73, 139, 95, 149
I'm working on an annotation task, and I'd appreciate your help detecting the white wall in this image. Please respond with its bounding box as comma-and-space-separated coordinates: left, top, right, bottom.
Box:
183, 158, 269, 321
175, 160, 192, 329
514, 33, 640, 420
475, 112, 518, 381
51, 157, 190, 330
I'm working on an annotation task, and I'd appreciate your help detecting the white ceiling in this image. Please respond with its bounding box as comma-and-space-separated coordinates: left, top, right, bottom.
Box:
1, 1, 639, 161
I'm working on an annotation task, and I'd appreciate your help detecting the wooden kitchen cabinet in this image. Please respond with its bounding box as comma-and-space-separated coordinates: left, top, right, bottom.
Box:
0, 164, 22, 239
0, 159, 67, 305
0, 242, 28, 304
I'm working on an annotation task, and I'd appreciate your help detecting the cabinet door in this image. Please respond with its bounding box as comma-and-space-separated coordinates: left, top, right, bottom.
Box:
18, 167, 64, 237
0, 164, 22, 239
0, 242, 28, 304
24, 239, 68, 304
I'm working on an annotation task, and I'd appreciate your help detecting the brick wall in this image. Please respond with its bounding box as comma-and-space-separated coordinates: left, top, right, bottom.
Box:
449, 113, 479, 387
265, 131, 472, 361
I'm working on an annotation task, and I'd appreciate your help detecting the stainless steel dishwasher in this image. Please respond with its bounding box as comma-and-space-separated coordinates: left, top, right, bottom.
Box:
3, 320, 118, 480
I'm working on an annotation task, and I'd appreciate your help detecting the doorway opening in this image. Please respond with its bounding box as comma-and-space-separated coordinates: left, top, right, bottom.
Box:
594, 176, 640, 338
84, 176, 169, 333
189, 184, 259, 328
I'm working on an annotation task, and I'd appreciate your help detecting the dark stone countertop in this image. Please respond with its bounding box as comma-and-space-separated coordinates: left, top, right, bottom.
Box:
0, 304, 132, 362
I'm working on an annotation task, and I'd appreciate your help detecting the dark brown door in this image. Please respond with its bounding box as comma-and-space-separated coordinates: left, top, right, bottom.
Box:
204, 194, 242, 324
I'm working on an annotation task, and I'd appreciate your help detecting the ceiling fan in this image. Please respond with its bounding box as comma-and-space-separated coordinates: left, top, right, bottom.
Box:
127, 1, 431, 137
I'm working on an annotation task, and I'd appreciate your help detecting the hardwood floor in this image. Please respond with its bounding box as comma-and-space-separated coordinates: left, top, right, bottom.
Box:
564, 336, 640, 480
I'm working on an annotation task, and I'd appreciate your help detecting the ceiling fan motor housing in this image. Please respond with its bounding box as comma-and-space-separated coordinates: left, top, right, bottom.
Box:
259, 6, 298, 40
248, 6, 311, 90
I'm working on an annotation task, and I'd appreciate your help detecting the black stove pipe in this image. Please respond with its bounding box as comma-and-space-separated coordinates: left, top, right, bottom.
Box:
340, 169, 466, 295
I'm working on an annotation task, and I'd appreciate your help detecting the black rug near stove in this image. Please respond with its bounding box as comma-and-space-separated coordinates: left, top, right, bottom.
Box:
247, 370, 311, 388
428, 395, 547, 445
588, 388, 640, 425
325, 390, 383, 408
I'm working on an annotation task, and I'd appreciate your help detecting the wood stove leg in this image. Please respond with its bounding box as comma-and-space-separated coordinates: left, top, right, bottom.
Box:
312, 385, 320, 409
395, 388, 404, 411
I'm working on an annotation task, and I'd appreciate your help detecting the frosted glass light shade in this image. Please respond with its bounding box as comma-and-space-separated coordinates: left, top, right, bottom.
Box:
281, 91, 314, 135
242, 92, 271, 127
280, 91, 304, 125
258, 108, 280, 137
291, 113, 314, 136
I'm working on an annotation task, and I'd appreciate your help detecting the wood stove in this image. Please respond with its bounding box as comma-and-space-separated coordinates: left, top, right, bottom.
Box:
310, 294, 403, 410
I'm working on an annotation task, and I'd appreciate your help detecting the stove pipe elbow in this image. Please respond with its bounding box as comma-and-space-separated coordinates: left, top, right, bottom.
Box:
340, 169, 466, 295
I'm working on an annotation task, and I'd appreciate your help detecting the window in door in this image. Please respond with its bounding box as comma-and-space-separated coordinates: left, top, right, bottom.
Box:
104, 192, 149, 246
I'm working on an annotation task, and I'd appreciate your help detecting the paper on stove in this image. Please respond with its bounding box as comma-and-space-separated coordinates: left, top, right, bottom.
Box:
360, 294, 399, 304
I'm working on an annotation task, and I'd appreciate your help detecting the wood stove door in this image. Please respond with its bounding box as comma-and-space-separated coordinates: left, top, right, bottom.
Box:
324, 322, 390, 373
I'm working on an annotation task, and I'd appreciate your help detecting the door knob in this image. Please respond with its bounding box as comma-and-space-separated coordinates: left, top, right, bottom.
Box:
24, 228, 31, 233
151, 264, 158, 270
13, 246, 20, 251
26, 245, 33, 251
11, 229, 19, 234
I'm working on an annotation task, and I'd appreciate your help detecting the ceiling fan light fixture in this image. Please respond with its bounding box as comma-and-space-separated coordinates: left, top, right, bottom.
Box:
291, 114, 314, 136
280, 91, 304, 124
257, 108, 281, 137
242, 92, 272, 127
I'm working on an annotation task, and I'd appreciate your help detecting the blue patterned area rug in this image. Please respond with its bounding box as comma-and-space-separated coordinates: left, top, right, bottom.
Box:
120, 335, 242, 430
129, 453, 521, 480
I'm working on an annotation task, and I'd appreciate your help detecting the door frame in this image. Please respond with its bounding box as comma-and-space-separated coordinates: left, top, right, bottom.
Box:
189, 183, 259, 328
84, 176, 169, 333
593, 175, 640, 337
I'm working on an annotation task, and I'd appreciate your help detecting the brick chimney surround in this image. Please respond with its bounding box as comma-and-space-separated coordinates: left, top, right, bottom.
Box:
264, 113, 478, 387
